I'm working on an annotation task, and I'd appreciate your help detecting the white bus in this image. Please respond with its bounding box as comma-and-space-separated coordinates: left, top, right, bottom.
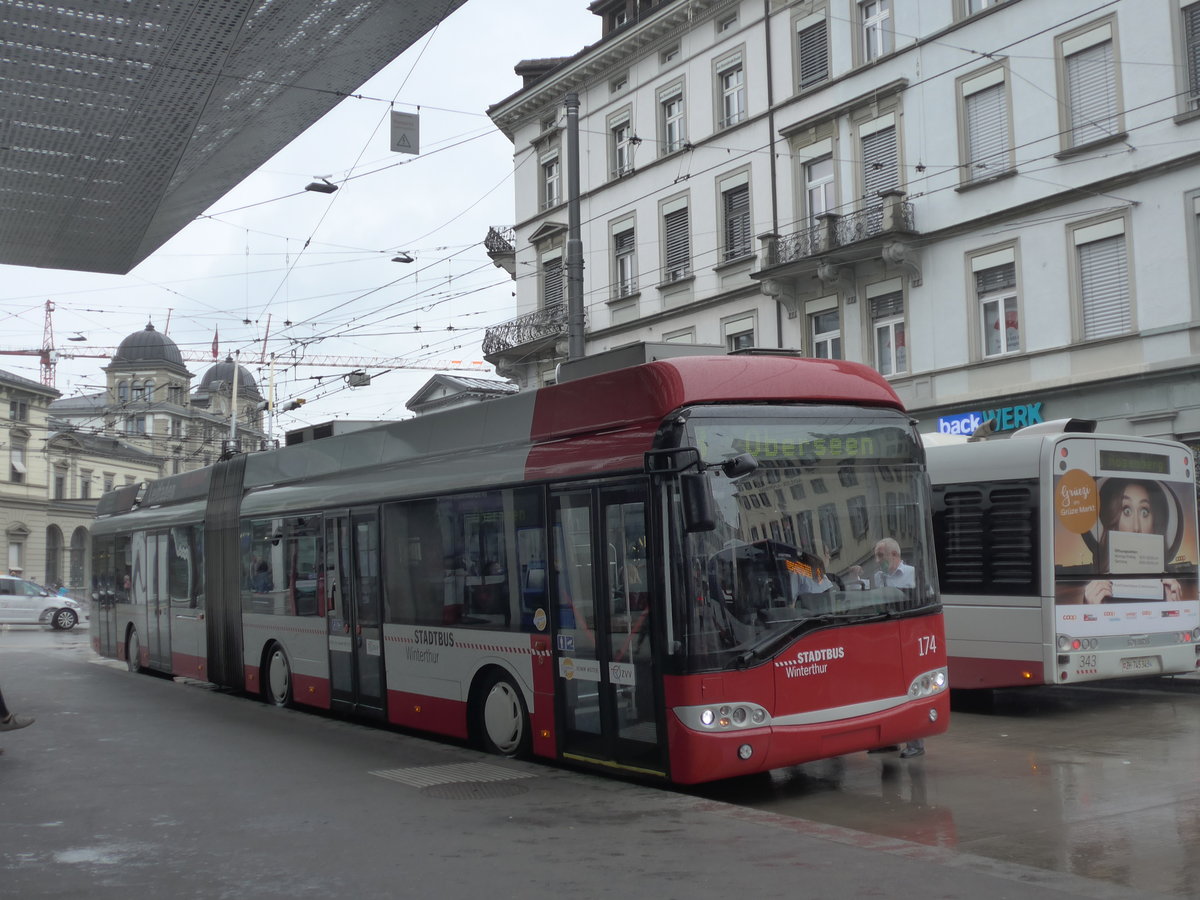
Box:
925, 419, 1199, 689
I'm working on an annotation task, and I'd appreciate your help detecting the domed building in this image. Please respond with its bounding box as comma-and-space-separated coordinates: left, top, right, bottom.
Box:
50, 323, 266, 474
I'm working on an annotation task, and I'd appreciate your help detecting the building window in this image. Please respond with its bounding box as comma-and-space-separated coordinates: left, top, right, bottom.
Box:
103, 473, 115, 493
611, 117, 633, 178
613, 226, 637, 298
724, 315, 755, 352
861, 0, 893, 62
795, 14, 829, 90
54, 470, 66, 500
810, 308, 842, 359
861, 117, 900, 202
143, 379, 155, 400
9, 400, 27, 422
659, 84, 686, 155
717, 12, 738, 33
1059, 23, 1121, 149
8, 541, 23, 575
721, 178, 752, 261
961, 68, 1011, 182
171, 417, 183, 437
662, 201, 691, 282
132, 382, 144, 401
870, 290, 907, 376
79, 470, 92, 501
541, 252, 564, 309
661, 43, 680, 65
818, 503, 843, 555
716, 54, 745, 128
10, 443, 26, 484
167, 384, 183, 405
967, 0, 1003, 12
541, 154, 561, 209
974, 255, 1020, 357
805, 154, 835, 226
1185, 3, 1200, 110
1073, 219, 1131, 339
662, 328, 696, 343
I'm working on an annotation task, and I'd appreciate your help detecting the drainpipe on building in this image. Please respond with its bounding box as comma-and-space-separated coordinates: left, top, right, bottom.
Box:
763, 0, 783, 349
565, 91, 586, 360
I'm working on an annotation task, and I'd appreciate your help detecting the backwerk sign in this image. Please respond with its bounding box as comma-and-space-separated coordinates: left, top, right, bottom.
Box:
937, 402, 1044, 436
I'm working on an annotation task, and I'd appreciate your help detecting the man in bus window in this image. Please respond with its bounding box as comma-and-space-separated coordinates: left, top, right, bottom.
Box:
873, 538, 915, 589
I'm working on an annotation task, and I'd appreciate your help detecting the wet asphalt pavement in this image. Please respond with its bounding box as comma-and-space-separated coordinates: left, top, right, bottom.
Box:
2, 622, 1196, 898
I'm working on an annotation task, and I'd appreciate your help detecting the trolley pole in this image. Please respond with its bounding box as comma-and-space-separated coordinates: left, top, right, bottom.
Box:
565, 91, 585, 360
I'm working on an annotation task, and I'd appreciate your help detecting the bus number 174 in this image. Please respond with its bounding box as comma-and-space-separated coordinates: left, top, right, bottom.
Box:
918, 635, 937, 657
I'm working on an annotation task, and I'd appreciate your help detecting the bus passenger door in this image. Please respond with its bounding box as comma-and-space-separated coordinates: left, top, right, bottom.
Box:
326, 510, 385, 717
146, 533, 171, 670
552, 486, 664, 778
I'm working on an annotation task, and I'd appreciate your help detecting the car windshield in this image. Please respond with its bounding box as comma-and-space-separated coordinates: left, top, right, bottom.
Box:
678, 406, 938, 672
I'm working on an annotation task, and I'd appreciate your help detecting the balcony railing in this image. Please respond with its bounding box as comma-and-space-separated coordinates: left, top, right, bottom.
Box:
482, 302, 567, 358
773, 222, 824, 263
764, 194, 916, 268
484, 226, 514, 255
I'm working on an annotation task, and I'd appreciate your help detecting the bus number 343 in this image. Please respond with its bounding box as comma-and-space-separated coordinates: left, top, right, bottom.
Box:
918, 635, 937, 656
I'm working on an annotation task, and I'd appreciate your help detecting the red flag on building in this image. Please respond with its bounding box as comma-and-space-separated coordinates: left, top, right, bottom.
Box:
212, 328, 219, 359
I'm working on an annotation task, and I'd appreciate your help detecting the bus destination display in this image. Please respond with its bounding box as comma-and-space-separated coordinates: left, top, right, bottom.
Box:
1098, 449, 1171, 476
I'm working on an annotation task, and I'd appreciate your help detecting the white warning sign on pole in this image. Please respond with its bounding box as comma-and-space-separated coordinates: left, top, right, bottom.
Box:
390, 111, 420, 155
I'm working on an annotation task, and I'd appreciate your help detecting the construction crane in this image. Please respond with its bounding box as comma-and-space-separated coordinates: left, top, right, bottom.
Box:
0, 302, 491, 389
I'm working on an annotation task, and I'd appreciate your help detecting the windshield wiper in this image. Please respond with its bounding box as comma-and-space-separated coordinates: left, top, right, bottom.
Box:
725, 612, 845, 669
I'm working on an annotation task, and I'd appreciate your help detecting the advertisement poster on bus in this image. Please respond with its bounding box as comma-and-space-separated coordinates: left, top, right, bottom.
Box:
1052, 469, 1200, 635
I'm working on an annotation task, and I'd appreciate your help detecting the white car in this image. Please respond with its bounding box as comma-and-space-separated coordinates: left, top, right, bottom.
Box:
0, 576, 83, 630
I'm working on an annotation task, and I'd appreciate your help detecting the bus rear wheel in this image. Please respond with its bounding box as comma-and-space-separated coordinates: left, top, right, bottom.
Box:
477, 671, 530, 759
126, 629, 141, 674
263, 643, 293, 708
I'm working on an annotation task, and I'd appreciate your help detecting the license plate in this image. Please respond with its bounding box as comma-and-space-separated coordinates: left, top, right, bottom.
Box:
1120, 656, 1159, 672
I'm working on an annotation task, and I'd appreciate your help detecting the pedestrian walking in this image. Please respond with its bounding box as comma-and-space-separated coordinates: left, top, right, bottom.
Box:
0, 682, 34, 755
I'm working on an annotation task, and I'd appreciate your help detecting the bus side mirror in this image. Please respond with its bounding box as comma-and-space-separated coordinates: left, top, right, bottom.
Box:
681, 473, 715, 533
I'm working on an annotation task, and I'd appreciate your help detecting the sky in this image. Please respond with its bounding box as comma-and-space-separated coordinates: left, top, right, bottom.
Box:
0, 0, 599, 434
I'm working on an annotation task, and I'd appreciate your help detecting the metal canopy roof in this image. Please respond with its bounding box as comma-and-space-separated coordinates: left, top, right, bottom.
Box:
0, 0, 468, 275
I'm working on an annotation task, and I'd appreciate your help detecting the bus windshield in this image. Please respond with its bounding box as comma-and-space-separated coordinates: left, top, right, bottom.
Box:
678, 406, 938, 671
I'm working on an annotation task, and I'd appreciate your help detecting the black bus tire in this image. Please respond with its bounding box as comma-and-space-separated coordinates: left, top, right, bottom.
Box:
126, 628, 141, 673
263, 642, 294, 708
476, 670, 531, 759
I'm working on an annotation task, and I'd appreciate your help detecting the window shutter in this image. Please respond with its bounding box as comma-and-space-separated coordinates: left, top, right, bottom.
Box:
664, 207, 690, 278
1065, 40, 1117, 146
723, 184, 751, 260
974, 262, 1015, 295
1186, 4, 1200, 108
1078, 234, 1129, 338
614, 229, 635, 255
543, 257, 563, 307
870, 290, 904, 320
797, 21, 829, 89
965, 82, 1008, 178
862, 126, 899, 199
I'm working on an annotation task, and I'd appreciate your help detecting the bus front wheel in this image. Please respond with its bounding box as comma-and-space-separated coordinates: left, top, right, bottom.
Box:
263, 643, 293, 708
476, 670, 531, 759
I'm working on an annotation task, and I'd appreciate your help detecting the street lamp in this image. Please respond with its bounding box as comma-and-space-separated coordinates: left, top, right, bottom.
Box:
304, 177, 338, 194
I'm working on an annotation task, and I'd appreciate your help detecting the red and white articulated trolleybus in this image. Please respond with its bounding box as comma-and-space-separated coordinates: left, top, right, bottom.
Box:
926, 420, 1200, 690
90, 350, 948, 784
